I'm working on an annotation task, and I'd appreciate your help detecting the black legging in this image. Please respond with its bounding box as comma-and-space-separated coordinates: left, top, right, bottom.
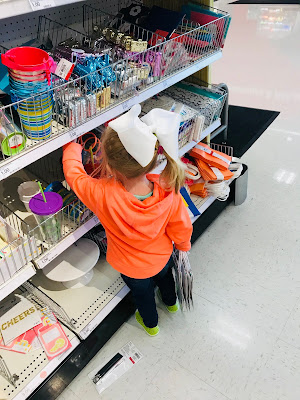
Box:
121, 259, 177, 328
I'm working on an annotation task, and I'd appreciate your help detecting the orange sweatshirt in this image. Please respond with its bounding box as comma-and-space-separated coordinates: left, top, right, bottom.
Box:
63, 142, 193, 279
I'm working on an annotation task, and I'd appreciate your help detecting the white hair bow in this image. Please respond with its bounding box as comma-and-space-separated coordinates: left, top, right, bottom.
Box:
108, 104, 181, 167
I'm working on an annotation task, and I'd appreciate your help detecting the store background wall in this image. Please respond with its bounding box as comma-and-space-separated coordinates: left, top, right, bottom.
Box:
0, 0, 119, 48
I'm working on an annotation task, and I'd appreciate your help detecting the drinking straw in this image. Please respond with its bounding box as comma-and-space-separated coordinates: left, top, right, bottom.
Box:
38, 181, 47, 203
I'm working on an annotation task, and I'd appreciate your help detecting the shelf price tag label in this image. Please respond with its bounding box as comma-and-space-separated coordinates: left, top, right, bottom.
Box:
38, 255, 49, 268
37, 251, 58, 269
28, 0, 55, 11
122, 99, 135, 112
0, 166, 11, 180
122, 101, 130, 111
55, 58, 75, 81
0, 164, 18, 180
69, 129, 79, 141
93, 215, 99, 224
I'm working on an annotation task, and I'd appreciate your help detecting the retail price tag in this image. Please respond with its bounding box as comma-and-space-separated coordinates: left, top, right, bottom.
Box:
122, 101, 130, 111
55, 58, 75, 81
122, 99, 135, 111
80, 323, 93, 339
37, 251, 58, 269
28, 0, 55, 11
8, 135, 23, 149
69, 129, 79, 140
0, 164, 18, 180
22, 385, 32, 398
93, 215, 99, 224
162, 79, 168, 89
38, 255, 49, 268
0, 166, 11, 180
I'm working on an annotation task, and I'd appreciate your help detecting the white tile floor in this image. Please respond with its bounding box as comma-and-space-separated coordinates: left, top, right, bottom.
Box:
57, 2, 300, 399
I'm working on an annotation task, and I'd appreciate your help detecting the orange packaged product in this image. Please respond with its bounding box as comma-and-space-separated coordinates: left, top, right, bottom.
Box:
189, 182, 207, 198
190, 142, 231, 171
194, 158, 234, 181
194, 159, 216, 181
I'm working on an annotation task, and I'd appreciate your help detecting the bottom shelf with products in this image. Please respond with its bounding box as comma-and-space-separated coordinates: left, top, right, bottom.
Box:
0, 333, 79, 400
0, 286, 80, 400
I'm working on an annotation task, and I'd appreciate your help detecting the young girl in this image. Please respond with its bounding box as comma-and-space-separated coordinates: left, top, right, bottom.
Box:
63, 105, 193, 336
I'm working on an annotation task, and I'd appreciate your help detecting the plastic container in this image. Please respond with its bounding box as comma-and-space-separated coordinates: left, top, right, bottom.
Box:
9, 71, 48, 83
1, 47, 54, 84
29, 192, 63, 244
45, 181, 90, 223
1, 47, 54, 71
18, 181, 40, 212
1, 131, 26, 156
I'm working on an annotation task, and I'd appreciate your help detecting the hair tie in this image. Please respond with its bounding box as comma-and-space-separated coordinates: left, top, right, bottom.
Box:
157, 145, 164, 155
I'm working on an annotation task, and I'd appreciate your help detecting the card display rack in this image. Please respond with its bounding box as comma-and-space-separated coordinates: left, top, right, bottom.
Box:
0, 285, 80, 400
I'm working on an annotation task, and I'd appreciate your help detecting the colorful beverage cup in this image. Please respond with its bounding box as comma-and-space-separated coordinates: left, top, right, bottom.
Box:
29, 192, 63, 244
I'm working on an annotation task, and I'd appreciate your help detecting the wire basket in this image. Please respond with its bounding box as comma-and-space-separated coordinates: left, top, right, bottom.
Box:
0, 203, 38, 286
0, 355, 18, 387
0, 6, 230, 166
20, 281, 76, 329
165, 80, 227, 129
0, 150, 94, 268
27, 153, 93, 255
83, 224, 107, 255
82, 4, 166, 52
141, 79, 227, 164
211, 142, 233, 157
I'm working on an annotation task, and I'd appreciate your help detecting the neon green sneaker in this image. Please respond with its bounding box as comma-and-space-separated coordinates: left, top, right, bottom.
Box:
157, 290, 180, 313
135, 311, 159, 337
165, 301, 179, 313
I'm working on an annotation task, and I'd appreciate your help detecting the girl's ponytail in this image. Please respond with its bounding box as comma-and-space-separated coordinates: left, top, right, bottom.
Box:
98, 127, 185, 193
160, 150, 185, 194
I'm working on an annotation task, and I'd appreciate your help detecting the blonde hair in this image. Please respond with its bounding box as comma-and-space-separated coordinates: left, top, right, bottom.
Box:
99, 126, 185, 193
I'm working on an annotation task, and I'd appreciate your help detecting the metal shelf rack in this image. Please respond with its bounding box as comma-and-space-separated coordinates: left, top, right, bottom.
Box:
0, 154, 99, 274
30, 258, 130, 339
0, 1, 234, 399
0, 4, 230, 181
0, 285, 80, 400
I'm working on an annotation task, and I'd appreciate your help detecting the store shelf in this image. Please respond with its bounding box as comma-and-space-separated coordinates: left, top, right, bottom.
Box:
0, 326, 79, 400
31, 258, 129, 339
79, 285, 130, 339
0, 166, 99, 271
190, 196, 217, 224
0, 51, 222, 182
190, 176, 237, 224
34, 215, 99, 269
0, 264, 36, 302
0, 0, 85, 21
179, 119, 222, 156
